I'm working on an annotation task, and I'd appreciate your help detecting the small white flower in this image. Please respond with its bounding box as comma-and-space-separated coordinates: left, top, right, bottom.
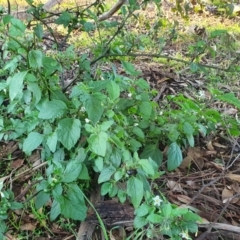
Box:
198, 90, 205, 99
159, 111, 163, 115
80, 107, 86, 112
85, 118, 90, 123
128, 93, 132, 98
179, 231, 192, 240
134, 123, 139, 126
153, 195, 163, 207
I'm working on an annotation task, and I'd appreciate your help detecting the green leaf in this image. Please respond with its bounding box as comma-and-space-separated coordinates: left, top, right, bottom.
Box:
8, 71, 27, 101
50, 199, 61, 221
133, 216, 148, 228
217, 93, 240, 109
28, 82, 41, 104
127, 177, 143, 208
62, 159, 82, 183
122, 61, 141, 76
55, 11, 72, 27
162, 203, 172, 217
140, 144, 162, 166
147, 213, 162, 223
23, 132, 44, 154
28, 50, 43, 69
132, 127, 145, 139
107, 81, 120, 101
10, 201, 23, 210
33, 23, 44, 39
167, 142, 182, 171
58, 183, 87, 221
88, 132, 108, 157
98, 166, 116, 183
101, 182, 112, 195
139, 101, 152, 120
136, 78, 150, 90
79, 164, 90, 180
183, 122, 194, 135
38, 100, 67, 119
9, 18, 26, 36
35, 191, 50, 210
100, 120, 114, 131
187, 134, 194, 147
138, 159, 155, 177
84, 93, 105, 124
57, 118, 81, 150
94, 157, 103, 172
135, 203, 150, 217
47, 132, 58, 152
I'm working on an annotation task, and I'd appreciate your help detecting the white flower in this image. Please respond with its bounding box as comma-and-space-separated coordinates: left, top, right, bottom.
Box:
128, 93, 132, 98
159, 111, 163, 115
85, 118, 90, 123
198, 90, 205, 99
134, 123, 139, 126
153, 195, 163, 207
80, 106, 86, 112
179, 231, 192, 240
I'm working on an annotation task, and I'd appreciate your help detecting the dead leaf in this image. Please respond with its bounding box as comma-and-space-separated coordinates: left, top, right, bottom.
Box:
222, 188, 233, 202
20, 222, 37, 231
206, 141, 215, 151
223, 108, 238, 115
176, 194, 191, 204
167, 180, 186, 194
179, 156, 193, 169
10, 159, 24, 169
213, 142, 227, 148
226, 173, 240, 182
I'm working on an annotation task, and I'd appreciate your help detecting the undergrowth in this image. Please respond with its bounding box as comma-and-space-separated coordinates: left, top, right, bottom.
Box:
0, 0, 239, 239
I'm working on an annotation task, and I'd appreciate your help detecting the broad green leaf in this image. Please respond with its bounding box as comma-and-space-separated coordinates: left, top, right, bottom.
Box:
55, 11, 72, 27
38, 100, 67, 119
33, 23, 44, 39
147, 213, 162, 223
47, 132, 58, 152
59, 183, 87, 221
122, 61, 141, 76
98, 166, 116, 183
183, 122, 194, 135
187, 134, 194, 147
94, 157, 103, 172
133, 216, 148, 228
35, 191, 50, 210
138, 159, 155, 177
28, 50, 43, 69
62, 159, 82, 183
136, 78, 150, 90
9, 18, 26, 36
129, 138, 142, 151
57, 118, 81, 150
217, 93, 240, 109
79, 164, 90, 180
8, 71, 27, 101
84, 93, 105, 124
139, 101, 152, 120
132, 127, 145, 139
10, 201, 23, 210
23, 132, 43, 154
50, 199, 61, 221
162, 203, 172, 217
127, 177, 143, 208
167, 142, 182, 171
100, 120, 114, 131
28, 82, 41, 104
114, 169, 124, 181
101, 182, 112, 195
135, 203, 150, 217
183, 211, 201, 221
88, 132, 108, 157
42, 56, 62, 75
107, 81, 120, 101
140, 144, 162, 166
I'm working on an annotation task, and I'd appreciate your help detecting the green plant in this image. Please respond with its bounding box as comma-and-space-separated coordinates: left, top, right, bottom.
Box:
0, 0, 240, 238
